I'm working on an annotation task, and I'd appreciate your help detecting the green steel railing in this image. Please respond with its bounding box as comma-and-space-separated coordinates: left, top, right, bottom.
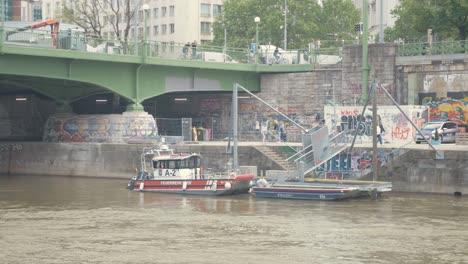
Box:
1, 26, 348, 66
398, 40, 467, 56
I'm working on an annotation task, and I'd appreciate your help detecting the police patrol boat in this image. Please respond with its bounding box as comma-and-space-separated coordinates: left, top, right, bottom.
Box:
127, 144, 254, 195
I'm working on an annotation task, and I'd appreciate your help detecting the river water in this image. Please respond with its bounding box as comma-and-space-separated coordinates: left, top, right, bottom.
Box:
0, 175, 467, 264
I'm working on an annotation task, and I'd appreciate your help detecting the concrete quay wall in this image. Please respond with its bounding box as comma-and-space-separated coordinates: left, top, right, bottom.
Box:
0, 142, 467, 195
0, 142, 279, 179
382, 149, 468, 195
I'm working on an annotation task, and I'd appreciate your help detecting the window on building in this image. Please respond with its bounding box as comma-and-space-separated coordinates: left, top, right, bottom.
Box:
200, 22, 211, 35
153, 8, 158, 18
162, 7, 167, 17
200, 4, 210, 17
170, 23, 175, 34
138, 27, 143, 37
169, 5, 175, 16
110, 14, 115, 24
117, 14, 122, 23
213, 5, 222, 17
46, 3, 51, 18
103, 16, 108, 25
154, 25, 159, 35
162, 24, 167, 34
139, 10, 143, 20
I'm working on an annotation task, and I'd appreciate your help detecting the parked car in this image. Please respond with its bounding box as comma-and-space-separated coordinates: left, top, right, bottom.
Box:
415, 121, 458, 144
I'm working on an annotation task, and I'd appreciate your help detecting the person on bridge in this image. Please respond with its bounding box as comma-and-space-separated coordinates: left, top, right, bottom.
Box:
274, 47, 281, 61
191, 41, 197, 58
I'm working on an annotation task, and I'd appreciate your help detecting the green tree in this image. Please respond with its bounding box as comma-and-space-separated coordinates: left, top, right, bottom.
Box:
212, 0, 359, 49
60, 0, 139, 40
386, 0, 468, 42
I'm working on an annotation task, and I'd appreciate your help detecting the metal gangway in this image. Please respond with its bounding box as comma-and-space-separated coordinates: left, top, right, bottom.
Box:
286, 127, 354, 180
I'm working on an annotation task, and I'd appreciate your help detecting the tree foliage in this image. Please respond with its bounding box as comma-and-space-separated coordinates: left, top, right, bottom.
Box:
60, 0, 140, 41
386, 0, 468, 42
211, 0, 360, 49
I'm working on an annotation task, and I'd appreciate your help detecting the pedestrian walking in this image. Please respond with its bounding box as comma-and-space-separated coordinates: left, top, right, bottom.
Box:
376, 120, 385, 145
261, 119, 268, 144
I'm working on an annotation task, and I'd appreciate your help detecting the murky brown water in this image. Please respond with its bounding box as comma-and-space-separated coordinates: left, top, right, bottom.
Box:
0, 175, 467, 264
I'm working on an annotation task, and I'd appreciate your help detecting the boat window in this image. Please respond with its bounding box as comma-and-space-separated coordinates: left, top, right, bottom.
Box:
153, 160, 160, 168
167, 160, 179, 169
179, 159, 187, 168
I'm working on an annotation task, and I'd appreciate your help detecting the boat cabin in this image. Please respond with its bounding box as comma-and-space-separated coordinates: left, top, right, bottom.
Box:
151, 152, 204, 180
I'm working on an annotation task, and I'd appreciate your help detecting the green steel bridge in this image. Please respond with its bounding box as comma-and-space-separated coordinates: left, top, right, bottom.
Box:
0, 27, 316, 111
0, 26, 466, 111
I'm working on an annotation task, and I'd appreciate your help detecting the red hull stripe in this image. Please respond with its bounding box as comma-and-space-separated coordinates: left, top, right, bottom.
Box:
234, 174, 255, 180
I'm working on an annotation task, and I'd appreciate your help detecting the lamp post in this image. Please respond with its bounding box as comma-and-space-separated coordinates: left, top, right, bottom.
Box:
254, 16, 260, 64
224, 27, 227, 54
283, 0, 287, 50
133, 0, 138, 55
0, 0, 5, 53
142, 4, 150, 57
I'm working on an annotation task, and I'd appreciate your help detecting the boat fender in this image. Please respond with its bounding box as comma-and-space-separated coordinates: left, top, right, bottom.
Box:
224, 182, 232, 190
212, 182, 217, 192
128, 181, 135, 190
139, 182, 145, 191
256, 178, 270, 188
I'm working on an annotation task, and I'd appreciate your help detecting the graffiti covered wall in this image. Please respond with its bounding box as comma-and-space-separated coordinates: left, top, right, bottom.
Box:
43, 112, 157, 143
324, 105, 429, 143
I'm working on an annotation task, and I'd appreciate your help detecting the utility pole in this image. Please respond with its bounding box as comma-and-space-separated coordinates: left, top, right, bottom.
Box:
372, 81, 378, 181
362, 0, 370, 104
133, 0, 138, 55
379, 0, 384, 43
283, 0, 287, 50
0, 0, 5, 53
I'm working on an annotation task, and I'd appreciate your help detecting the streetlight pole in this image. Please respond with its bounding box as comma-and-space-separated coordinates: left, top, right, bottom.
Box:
284, 0, 287, 50
142, 4, 149, 57
224, 27, 227, 54
0, 0, 5, 53
254, 16, 260, 64
133, 0, 138, 55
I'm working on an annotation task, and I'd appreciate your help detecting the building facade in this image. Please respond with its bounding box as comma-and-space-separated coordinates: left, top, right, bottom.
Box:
352, 0, 401, 42
41, 0, 224, 45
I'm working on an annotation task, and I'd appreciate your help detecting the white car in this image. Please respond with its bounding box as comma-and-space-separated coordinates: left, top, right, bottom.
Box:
415, 121, 458, 144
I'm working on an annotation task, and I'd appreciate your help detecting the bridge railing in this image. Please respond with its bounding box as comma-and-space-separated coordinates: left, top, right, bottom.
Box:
397, 40, 467, 56
1, 26, 346, 66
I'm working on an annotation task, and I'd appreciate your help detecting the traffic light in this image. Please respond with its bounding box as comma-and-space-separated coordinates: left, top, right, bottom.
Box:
355, 23, 363, 32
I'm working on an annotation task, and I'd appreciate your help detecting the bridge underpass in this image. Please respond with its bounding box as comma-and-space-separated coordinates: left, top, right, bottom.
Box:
0, 42, 313, 141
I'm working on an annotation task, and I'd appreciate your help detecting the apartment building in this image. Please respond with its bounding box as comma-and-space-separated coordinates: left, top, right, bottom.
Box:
139, 0, 224, 45
352, 0, 401, 41
1, 0, 39, 21
41, 0, 224, 45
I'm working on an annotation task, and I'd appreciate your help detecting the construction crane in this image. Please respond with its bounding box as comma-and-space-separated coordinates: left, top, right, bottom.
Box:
7, 18, 60, 48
